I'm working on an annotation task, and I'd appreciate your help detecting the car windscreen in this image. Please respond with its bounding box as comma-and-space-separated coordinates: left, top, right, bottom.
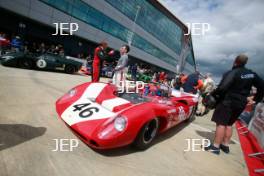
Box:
118, 93, 150, 104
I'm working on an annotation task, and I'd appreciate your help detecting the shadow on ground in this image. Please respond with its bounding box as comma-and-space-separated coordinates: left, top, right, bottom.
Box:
0, 124, 46, 151
195, 130, 236, 144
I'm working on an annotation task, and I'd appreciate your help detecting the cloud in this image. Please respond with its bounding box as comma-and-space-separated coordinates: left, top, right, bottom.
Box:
160, 0, 264, 81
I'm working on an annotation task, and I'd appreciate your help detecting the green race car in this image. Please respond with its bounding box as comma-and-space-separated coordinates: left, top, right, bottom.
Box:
0, 52, 82, 74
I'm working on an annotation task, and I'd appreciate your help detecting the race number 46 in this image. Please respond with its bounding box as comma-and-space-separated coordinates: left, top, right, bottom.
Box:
73, 103, 99, 118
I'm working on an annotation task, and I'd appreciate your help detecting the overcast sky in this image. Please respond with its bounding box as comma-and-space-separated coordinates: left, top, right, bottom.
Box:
160, 0, 264, 82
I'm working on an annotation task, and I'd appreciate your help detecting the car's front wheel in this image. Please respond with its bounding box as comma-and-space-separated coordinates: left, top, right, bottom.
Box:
65, 65, 76, 74
185, 105, 197, 123
133, 118, 159, 150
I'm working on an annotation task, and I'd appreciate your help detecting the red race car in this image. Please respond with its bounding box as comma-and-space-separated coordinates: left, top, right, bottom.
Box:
56, 82, 198, 150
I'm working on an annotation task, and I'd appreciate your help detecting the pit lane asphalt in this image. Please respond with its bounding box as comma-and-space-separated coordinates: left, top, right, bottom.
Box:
0, 65, 248, 176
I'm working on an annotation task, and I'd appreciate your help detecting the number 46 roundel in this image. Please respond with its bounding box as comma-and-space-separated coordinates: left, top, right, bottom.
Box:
73, 103, 99, 118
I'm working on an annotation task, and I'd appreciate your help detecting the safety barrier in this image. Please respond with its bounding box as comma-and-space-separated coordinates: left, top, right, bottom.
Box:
236, 102, 264, 176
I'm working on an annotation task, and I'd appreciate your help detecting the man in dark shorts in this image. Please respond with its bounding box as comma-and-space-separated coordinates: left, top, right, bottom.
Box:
205, 54, 264, 154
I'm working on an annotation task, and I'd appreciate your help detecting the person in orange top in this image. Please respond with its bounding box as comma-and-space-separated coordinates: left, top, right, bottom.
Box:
180, 74, 188, 84
195, 79, 205, 116
92, 41, 108, 82
194, 79, 204, 91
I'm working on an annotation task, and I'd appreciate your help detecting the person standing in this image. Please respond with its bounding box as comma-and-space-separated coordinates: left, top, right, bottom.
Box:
113, 45, 130, 89
203, 73, 215, 94
152, 72, 157, 83
196, 73, 215, 116
156, 72, 160, 82
194, 79, 204, 92
131, 63, 137, 81
11, 36, 22, 52
174, 73, 185, 90
182, 71, 199, 94
0, 33, 10, 55
159, 72, 165, 83
205, 54, 264, 154
92, 42, 108, 82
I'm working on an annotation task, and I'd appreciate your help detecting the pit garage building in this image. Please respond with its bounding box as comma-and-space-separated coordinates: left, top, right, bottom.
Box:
0, 0, 196, 73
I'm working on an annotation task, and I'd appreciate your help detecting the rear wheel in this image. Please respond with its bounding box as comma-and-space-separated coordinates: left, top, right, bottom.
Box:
65, 65, 76, 74
133, 118, 159, 150
19, 58, 34, 69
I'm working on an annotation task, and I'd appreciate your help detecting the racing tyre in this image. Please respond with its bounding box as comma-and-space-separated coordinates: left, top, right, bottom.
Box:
133, 118, 159, 150
19, 58, 34, 69
185, 105, 197, 123
65, 65, 76, 74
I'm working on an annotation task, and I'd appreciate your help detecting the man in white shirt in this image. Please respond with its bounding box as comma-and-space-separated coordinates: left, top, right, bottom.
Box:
112, 45, 130, 90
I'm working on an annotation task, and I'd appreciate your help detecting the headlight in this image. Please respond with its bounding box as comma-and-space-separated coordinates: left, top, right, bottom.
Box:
68, 89, 77, 97
114, 116, 127, 132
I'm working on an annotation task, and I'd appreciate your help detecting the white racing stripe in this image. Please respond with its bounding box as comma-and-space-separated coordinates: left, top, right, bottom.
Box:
84, 83, 107, 100
101, 97, 130, 111
172, 89, 198, 97
171, 89, 199, 103
61, 83, 115, 126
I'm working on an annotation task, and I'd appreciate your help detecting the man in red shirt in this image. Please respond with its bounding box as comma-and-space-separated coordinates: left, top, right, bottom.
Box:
92, 42, 108, 82
159, 72, 165, 83
0, 33, 10, 55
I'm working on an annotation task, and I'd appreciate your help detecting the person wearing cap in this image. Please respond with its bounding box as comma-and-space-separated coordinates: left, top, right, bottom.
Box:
204, 54, 264, 155
92, 41, 108, 82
